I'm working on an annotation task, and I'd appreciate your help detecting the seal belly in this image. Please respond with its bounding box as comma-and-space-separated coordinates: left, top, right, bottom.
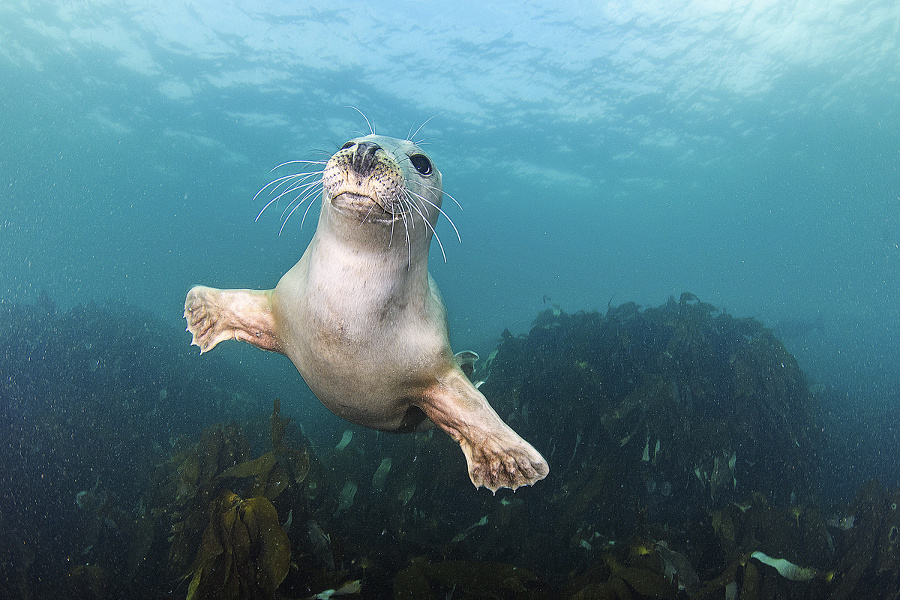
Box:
284, 308, 449, 431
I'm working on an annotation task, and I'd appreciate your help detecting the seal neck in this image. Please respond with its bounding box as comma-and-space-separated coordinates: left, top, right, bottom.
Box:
318, 192, 433, 262
307, 229, 431, 309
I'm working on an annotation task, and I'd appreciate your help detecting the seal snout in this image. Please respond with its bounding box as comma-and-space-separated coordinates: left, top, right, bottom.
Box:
349, 141, 380, 176
324, 138, 407, 221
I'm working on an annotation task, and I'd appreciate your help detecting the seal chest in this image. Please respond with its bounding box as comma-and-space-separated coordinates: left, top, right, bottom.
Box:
184, 134, 549, 492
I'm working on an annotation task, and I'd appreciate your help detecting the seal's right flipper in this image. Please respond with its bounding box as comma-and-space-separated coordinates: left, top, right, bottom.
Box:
184, 285, 281, 354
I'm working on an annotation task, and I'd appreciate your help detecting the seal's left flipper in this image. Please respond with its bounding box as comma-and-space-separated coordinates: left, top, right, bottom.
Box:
421, 369, 549, 492
184, 285, 281, 354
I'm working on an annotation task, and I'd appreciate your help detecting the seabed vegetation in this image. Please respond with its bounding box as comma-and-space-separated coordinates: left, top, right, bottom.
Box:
1, 292, 898, 599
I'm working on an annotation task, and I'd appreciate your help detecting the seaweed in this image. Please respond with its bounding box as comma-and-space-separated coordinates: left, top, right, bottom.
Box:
4, 295, 900, 599
220, 399, 310, 502
394, 557, 551, 600
185, 490, 290, 600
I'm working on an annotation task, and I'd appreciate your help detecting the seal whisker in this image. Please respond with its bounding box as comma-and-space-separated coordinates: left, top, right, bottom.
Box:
394, 196, 415, 268
274, 175, 323, 206
348, 106, 375, 135
388, 208, 396, 247
279, 168, 324, 187
255, 170, 324, 222
404, 190, 447, 262
419, 182, 463, 211
279, 182, 321, 222
407, 116, 435, 143
280, 175, 323, 197
277, 168, 324, 185
298, 185, 323, 230
260, 169, 324, 202
280, 196, 309, 236
256, 195, 283, 223
407, 189, 461, 243
359, 203, 378, 227
277, 182, 323, 233
271, 159, 327, 170
399, 206, 413, 269
254, 172, 310, 203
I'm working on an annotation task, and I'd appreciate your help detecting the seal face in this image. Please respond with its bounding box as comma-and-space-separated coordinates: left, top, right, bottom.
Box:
184, 135, 549, 492
324, 140, 409, 220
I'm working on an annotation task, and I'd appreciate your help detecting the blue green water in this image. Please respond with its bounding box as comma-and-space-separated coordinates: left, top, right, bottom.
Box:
1, 1, 898, 463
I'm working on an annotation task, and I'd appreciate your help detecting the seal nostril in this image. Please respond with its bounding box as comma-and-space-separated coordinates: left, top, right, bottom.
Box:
351, 141, 380, 175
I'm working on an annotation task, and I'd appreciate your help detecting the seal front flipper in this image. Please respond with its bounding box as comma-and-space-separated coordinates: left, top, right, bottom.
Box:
421, 370, 549, 493
184, 285, 281, 354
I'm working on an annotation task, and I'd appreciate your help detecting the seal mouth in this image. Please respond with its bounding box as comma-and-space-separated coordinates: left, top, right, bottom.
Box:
330, 191, 399, 223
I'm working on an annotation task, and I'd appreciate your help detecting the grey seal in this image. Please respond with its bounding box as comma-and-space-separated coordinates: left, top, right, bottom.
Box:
184, 134, 548, 492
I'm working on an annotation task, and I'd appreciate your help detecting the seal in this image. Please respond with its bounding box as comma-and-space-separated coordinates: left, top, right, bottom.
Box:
184, 134, 549, 492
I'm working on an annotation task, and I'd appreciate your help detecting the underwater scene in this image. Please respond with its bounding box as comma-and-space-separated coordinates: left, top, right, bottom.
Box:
1, 1, 899, 599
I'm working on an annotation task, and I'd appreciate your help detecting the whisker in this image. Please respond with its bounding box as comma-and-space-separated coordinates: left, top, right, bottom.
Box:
389, 206, 396, 248
298, 185, 323, 229
254, 168, 325, 222
399, 206, 412, 270
256, 195, 282, 222
398, 195, 415, 231
359, 203, 377, 227
347, 106, 375, 135
256, 176, 315, 222
271, 176, 322, 209
395, 196, 415, 269
271, 159, 327, 170
407, 116, 435, 143
280, 197, 308, 236
275, 175, 322, 204
405, 190, 447, 262
254, 172, 307, 203
407, 189, 461, 243
280, 182, 322, 222
419, 181, 463, 211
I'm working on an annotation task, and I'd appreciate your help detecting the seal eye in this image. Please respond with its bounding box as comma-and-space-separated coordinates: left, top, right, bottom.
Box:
409, 154, 432, 176
341, 142, 355, 150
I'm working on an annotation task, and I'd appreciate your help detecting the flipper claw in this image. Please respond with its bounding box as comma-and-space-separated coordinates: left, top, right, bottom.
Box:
183, 286, 281, 354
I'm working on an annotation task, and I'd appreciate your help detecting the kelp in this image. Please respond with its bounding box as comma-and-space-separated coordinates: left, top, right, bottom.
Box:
167, 423, 252, 568
825, 481, 900, 599
186, 491, 290, 600
477, 293, 821, 538
0, 298, 271, 600
166, 399, 309, 570
564, 543, 680, 600
709, 494, 832, 569
175, 424, 251, 507
167, 400, 313, 600
310, 294, 832, 596
8, 295, 900, 600
394, 557, 550, 600
220, 399, 310, 502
